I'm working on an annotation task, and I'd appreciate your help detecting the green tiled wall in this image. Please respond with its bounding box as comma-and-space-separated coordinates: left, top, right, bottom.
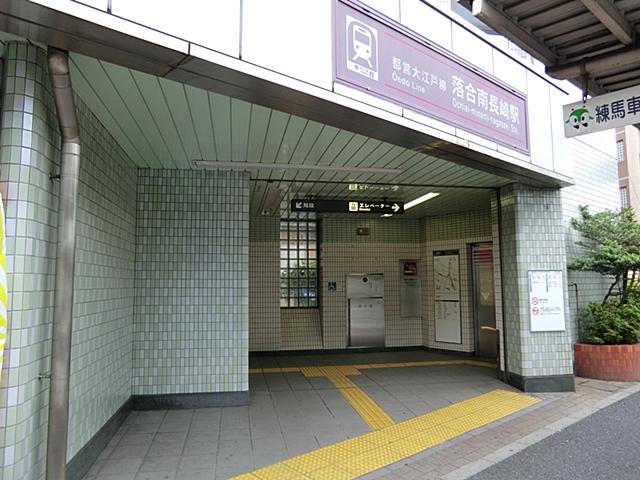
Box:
0, 42, 137, 479
133, 169, 249, 395
67, 94, 137, 457
500, 184, 572, 378
249, 215, 281, 352
311, 216, 422, 349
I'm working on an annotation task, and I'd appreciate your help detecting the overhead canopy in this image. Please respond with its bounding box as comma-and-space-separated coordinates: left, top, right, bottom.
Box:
463, 0, 640, 95
69, 52, 503, 219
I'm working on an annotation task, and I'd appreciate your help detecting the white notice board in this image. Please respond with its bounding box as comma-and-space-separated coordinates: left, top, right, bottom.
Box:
528, 270, 566, 332
434, 251, 462, 343
435, 301, 461, 343
434, 252, 460, 301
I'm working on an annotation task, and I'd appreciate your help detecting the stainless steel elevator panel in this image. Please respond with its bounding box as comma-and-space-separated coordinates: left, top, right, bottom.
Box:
347, 274, 385, 347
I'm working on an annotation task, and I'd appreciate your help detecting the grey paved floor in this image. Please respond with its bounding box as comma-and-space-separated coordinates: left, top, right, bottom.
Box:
468, 390, 640, 480
84, 351, 506, 480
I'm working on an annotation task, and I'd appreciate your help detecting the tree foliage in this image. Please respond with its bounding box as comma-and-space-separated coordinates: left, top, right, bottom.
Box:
578, 299, 640, 345
569, 206, 640, 304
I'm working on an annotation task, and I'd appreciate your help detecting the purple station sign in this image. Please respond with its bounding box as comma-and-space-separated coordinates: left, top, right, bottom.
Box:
334, 1, 530, 153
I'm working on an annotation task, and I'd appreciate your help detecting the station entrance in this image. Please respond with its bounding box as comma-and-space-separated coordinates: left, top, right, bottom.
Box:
249, 180, 502, 363
0, 38, 576, 480
65, 48, 525, 388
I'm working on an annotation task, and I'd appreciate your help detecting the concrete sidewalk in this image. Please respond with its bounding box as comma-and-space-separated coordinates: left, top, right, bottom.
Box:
363, 378, 640, 480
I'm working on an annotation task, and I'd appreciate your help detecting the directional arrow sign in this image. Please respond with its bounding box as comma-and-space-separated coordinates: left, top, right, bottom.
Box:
291, 199, 404, 214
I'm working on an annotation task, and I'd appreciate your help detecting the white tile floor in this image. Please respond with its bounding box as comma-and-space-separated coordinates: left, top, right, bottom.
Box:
83, 351, 510, 480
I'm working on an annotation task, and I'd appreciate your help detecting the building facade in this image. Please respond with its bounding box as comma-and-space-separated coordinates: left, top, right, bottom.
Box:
0, 1, 620, 478
616, 126, 640, 212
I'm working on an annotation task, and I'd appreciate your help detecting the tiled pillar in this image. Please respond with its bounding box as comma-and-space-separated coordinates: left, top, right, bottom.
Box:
0, 42, 140, 479
499, 184, 575, 392
0, 43, 60, 480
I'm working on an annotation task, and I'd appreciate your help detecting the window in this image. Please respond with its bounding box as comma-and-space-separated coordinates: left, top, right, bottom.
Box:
280, 213, 318, 308
617, 140, 625, 163
620, 186, 630, 209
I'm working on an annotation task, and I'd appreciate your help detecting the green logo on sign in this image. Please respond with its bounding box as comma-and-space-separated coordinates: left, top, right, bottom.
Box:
565, 107, 593, 130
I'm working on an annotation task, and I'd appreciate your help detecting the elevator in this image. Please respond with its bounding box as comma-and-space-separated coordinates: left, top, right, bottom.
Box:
472, 244, 497, 359
347, 273, 385, 347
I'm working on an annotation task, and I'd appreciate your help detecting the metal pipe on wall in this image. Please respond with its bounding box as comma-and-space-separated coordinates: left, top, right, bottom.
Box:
46, 47, 81, 480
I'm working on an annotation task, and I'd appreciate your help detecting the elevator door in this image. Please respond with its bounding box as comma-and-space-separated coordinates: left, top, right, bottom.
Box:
472, 244, 497, 359
347, 274, 385, 347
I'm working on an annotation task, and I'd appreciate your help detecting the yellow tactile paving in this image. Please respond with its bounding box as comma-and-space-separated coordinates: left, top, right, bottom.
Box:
287, 445, 353, 471
231, 389, 539, 480
230, 474, 259, 480
249, 358, 496, 376
250, 359, 498, 432
340, 386, 395, 430
310, 367, 395, 430
307, 465, 353, 480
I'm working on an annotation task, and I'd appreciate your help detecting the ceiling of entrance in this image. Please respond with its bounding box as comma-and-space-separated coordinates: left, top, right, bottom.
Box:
68, 53, 506, 218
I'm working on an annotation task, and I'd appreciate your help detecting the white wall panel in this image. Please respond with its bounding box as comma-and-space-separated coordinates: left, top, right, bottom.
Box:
493, 50, 527, 94
333, 83, 403, 116
242, 0, 332, 89
403, 109, 456, 136
360, 0, 400, 20
454, 128, 499, 151
111, 0, 240, 57
399, 0, 452, 51
549, 87, 572, 177
451, 24, 493, 75
527, 71, 554, 171
76, 0, 107, 9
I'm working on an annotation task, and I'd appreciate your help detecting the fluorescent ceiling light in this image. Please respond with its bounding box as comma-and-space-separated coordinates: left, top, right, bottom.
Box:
404, 192, 440, 210
193, 160, 401, 176
381, 213, 393, 218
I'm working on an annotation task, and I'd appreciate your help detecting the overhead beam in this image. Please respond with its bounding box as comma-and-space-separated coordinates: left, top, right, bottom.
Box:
580, 0, 634, 45
547, 47, 640, 79
471, 0, 557, 66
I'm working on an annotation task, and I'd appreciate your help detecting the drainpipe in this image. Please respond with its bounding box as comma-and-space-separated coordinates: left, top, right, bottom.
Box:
46, 47, 81, 480
496, 188, 509, 381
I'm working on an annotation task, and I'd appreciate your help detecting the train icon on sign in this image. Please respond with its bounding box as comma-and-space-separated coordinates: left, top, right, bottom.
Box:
346, 15, 378, 80
352, 24, 374, 67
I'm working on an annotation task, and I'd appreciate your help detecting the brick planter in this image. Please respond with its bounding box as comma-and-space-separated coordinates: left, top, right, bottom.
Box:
574, 343, 640, 381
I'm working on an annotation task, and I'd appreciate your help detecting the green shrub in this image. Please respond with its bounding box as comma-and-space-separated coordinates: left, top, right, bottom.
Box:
579, 300, 640, 345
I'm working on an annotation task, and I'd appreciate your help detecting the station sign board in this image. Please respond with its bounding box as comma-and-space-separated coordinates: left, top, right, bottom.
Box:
333, 0, 529, 153
563, 84, 640, 138
291, 198, 404, 214
528, 270, 565, 332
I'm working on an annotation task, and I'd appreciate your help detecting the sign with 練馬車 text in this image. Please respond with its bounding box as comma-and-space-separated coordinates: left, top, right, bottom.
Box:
528, 270, 566, 332
291, 199, 404, 214
563, 84, 640, 138
333, 0, 529, 153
